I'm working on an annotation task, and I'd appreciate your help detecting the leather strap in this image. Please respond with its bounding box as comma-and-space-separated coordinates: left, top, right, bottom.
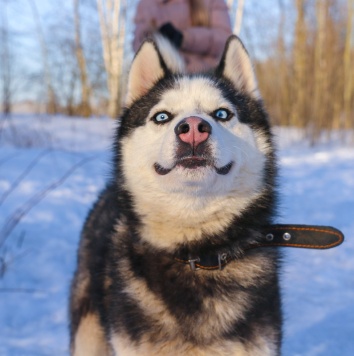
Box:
257, 224, 344, 249
174, 224, 344, 271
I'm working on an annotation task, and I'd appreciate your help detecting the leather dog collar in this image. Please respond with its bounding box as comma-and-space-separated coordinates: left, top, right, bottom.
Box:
174, 224, 344, 271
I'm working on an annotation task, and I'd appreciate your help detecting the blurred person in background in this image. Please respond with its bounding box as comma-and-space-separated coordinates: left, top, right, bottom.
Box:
133, 0, 232, 73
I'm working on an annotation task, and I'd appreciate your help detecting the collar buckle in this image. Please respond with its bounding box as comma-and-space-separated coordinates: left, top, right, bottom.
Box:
188, 256, 200, 271
218, 253, 228, 270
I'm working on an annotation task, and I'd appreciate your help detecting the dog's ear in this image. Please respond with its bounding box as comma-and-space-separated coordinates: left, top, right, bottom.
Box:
125, 39, 167, 106
216, 35, 260, 99
126, 36, 185, 106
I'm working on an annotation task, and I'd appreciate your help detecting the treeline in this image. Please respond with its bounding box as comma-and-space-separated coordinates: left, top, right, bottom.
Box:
254, 0, 354, 139
1, 0, 353, 139
1, 0, 137, 119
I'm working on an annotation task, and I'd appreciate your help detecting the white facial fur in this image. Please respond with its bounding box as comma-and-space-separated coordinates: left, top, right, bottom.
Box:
121, 76, 271, 249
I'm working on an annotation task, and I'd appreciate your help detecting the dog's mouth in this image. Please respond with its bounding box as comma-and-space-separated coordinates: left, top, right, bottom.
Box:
154, 158, 233, 176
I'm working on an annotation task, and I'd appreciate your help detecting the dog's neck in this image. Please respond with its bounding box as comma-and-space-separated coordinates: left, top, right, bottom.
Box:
117, 188, 343, 267
129, 191, 268, 251
172, 224, 344, 271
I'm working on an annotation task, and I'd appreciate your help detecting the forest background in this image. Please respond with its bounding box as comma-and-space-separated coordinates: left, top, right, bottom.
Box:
1, 2, 354, 354
1, 0, 353, 142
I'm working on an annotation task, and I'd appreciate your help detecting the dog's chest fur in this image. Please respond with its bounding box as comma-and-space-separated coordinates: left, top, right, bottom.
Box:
106, 218, 281, 355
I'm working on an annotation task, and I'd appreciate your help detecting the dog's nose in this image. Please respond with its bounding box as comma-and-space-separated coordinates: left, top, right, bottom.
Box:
175, 117, 211, 147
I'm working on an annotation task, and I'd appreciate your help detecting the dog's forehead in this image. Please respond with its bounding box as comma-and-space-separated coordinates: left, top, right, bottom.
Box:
157, 76, 231, 113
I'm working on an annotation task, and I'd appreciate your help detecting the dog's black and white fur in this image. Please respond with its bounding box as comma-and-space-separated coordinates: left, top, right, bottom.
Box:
70, 35, 282, 355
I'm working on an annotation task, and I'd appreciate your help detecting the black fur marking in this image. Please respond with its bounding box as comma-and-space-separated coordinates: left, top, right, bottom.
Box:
118, 75, 177, 138
110, 283, 153, 342
222, 263, 282, 351
215, 161, 233, 175
177, 157, 208, 169
154, 162, 172, 175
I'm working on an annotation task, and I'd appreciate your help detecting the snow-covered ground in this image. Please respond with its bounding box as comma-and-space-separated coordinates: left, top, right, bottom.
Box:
0, 115, 353, 356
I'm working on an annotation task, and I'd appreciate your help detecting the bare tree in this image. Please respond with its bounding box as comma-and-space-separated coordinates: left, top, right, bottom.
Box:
226, 0, 235, 10
97, 0, 127, 118
28, 0, 57, 114
313, 0, 341, 136
226, 0, 245, 35
276, 0, 292, 125
234, 0, 245, 35
74, 0, 92, 117
253, 0, 353, 141
343, 0, 354, 128
0, 0, 12, 114
291, 0, 309, 128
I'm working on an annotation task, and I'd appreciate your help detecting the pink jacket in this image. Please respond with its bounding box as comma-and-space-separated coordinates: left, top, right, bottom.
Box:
133, 0, 232, 73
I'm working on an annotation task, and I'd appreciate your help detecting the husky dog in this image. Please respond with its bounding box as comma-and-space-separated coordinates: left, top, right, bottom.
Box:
70, 35, 281, 355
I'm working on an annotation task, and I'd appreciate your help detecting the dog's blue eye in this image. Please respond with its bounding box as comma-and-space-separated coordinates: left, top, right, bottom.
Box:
214, 109, 230, 120
154, 112, 171, 123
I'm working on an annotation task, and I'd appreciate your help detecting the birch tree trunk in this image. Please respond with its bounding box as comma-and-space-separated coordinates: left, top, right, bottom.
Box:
226, 0, 236, 28
343, 0, 354, 129
28, 0, 57, 114
312, 0, 328, 141
291, 0, 308, 127
74, 0, 91, 117
1, 0, 11, 114
276, 0, 292, 125
226, 0, 236, 10
234, 0, 245, 35
97, 0, 126, 118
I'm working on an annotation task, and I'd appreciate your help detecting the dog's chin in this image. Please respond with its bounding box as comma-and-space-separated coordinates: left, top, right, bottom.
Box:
154, 159, 233, 176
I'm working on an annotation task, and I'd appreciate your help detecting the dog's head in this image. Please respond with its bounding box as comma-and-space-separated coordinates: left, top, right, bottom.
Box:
117, 36, 276, 248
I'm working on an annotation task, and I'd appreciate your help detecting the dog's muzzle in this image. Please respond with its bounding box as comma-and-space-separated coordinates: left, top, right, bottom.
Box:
154, 116, 233, 175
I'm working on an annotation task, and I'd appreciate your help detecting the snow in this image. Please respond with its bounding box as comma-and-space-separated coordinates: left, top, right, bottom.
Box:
0, 115, 353, 355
